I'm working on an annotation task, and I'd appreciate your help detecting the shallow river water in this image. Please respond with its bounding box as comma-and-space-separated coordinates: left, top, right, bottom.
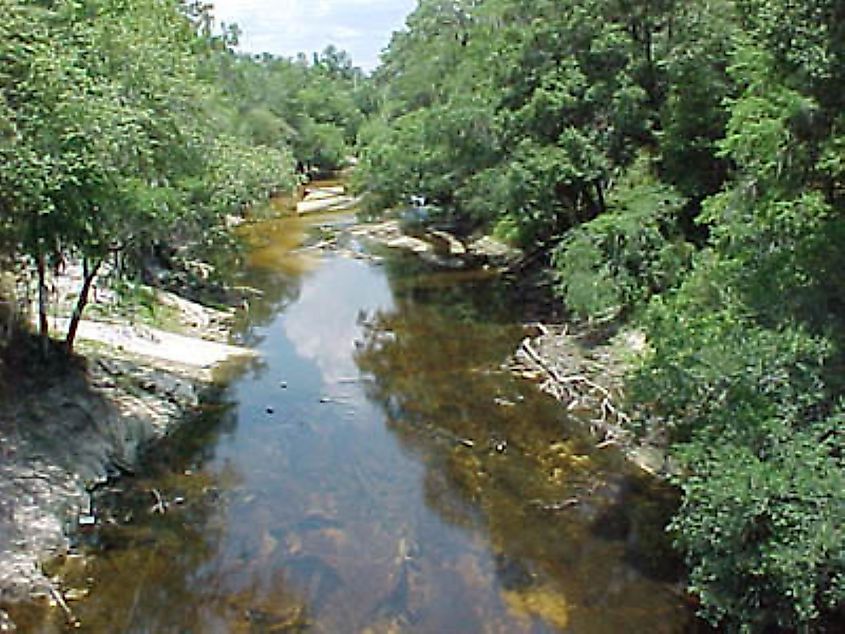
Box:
42, 210, 700, 632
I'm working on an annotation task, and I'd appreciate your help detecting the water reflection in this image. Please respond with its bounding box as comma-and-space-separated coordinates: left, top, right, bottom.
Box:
38, 210, 701, 633
284, 257, 392, 385
354, 261, 690, 633
230, 214, 317, 347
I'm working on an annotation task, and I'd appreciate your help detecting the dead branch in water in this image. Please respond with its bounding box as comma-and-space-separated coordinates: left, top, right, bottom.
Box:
49, 585, 80, 629
150, 488, 167, 514
518, 336, 630, 441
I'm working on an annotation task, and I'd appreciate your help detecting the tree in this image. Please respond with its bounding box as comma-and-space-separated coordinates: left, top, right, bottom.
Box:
357, 0, 845, 628
0, 0, 295, 354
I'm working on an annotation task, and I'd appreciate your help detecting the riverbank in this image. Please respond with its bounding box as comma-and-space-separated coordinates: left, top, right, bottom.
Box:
511, 324, 676, 477
19, 203, 692, 632
0, 272, 255, 627
325, 214, 674, 478
1, 196, 676, 630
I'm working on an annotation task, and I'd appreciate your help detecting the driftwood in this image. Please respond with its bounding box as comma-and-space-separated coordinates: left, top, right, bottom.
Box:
529, 497, 580, 512
517, 335, 631, 442
49, 585, 80, 629
150, 488, 167, 515
515, 328, 679, 478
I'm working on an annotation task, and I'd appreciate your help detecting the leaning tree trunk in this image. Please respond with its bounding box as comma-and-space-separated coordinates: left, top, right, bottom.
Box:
65, 257, 102, 354
37, 251, 49, 359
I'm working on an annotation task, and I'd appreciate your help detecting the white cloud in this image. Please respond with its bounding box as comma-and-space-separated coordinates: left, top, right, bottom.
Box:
211, 0, 417, 71
282, 258, 393, 385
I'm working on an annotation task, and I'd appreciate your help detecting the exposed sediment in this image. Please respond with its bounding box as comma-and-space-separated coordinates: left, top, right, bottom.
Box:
0, 283, 252, 624
511, 324, 677, 478
296, 184, 360, 215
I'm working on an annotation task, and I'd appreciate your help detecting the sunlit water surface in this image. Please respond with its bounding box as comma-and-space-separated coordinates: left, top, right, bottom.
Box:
25, 208, 700, 632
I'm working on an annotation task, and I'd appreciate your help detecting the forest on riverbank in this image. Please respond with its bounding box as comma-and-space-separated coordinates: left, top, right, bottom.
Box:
355, 0, 844, 630
1, 0, 842, 631
0, 0, 365, 353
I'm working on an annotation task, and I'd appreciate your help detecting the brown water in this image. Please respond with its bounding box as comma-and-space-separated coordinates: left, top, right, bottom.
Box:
29, 209, 700, 632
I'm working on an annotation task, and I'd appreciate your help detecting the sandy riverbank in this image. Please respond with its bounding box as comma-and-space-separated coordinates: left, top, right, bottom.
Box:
0, 278, 255, 625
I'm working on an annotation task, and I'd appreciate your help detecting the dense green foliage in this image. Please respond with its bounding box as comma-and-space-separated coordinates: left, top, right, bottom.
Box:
2, 0, 841, 627
212, 45, 368, 173
0, 0, 363, 351
359, 0, 844, 629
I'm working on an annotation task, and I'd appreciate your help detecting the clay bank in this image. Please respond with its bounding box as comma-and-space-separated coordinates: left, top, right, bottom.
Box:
1, 193, 698, 632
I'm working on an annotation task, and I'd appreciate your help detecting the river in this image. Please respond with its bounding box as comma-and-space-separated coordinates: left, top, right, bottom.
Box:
40, 206, 699, 632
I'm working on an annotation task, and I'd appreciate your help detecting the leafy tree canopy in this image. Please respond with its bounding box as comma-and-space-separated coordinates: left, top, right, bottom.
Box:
358, 0, 845, 629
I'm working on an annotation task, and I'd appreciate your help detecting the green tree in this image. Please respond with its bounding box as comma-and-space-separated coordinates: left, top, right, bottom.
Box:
631, 0, 845, 626
358, 0, 845, 628
0, 0, 295, 353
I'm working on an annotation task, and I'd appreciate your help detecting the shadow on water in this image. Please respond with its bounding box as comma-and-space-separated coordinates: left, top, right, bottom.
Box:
28, 206, 708, 632
354, 255, 696, 632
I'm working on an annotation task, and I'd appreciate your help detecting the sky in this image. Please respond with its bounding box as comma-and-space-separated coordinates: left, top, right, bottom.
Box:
211, 0, 418, 72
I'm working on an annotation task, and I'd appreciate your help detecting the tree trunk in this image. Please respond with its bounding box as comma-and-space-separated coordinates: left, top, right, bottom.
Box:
65, 257, 102, 354
594, 179, 606, 215
37, 251, 49, 359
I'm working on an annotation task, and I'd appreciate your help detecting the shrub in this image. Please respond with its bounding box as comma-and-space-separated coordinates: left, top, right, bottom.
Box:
632, 275, 843, 629
672, 429, 843, 631
553, 161, 692, 321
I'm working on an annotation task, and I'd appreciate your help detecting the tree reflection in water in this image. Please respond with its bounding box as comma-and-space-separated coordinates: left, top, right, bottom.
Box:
354, 264, 693, 632
20, 241, 701, 633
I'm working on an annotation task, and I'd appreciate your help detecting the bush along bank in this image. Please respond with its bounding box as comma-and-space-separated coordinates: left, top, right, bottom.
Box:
356, 0, 845, 628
